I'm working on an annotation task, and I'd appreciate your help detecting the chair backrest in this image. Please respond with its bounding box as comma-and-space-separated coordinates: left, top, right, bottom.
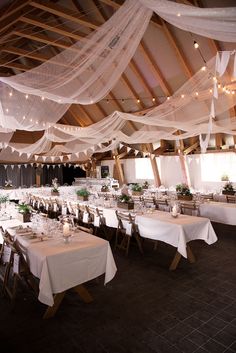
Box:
155, 198, 169, 212
226, 195, 236, 203
201, 193, 214, 200
115, 211, 135, 236
76, 225, 93, 234
180, 201, 199, 216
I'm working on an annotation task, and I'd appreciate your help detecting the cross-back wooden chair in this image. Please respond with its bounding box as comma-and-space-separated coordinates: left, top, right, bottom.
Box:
226, 195, 236, 203
180, 201, 199, 216
155, 198, 170, 212
115, 211, 143, 256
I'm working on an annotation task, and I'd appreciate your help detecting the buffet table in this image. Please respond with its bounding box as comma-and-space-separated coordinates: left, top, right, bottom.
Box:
136, 211, 217, 269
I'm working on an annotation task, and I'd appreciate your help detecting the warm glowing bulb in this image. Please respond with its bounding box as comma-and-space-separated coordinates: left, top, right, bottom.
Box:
201, 66, 206, 71
181, 94, 185, 98
6, 108, 9, 112
30, 118, 32, 122
9, 92, 12, 97
137, 99, 140, 103
213, 76, 217, 82
209, 89, 213, 93
232, 91, 235, 95
152, 97, 155, 102
177, 13, 181, 17
25, 94, 28, 99
218, 84, 221, 88
194, 41, 199, 49
106, 99, 109, 104
23, 115, 26, 120
167, 96, 170, 100
41, 96, 45, 101
195, 92, 199, 96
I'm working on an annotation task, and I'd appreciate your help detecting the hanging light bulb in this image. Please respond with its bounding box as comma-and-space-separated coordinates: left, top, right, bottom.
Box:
194, 41, 199, 49
122, 99, 125, 103
41, 96, 45, 101
25, 94, 29, 99
201, 66, 206, 71
137, 98, 140, 103
9, 92, 13, 97
106, 99, 109, 104
152, 97, 156, 102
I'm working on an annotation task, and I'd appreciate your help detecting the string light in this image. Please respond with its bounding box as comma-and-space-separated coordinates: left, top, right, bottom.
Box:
152, 97, 155, 102
194, 41, 199, 49
177, 13, 181, 17
137, 98, 140, 103
25, 94, 28, 99
41, 96, 45, 101
9, 92, 12, 97
195, 92, 199, 96
6, 108, 9, 112
201, 66, 206, 71
181, 94, 185, 98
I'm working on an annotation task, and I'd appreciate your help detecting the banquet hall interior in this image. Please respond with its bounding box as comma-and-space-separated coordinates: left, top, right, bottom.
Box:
0, 0, 236, 352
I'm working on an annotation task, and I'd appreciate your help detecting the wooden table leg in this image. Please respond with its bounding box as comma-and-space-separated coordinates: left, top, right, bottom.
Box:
43, 291, 66, 319
169, 251, 182, 271
73, 284, 93, 303
187, 244, 196, 263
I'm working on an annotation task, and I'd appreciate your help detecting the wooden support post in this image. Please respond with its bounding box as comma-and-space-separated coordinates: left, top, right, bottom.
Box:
146, 144, 161, 187
114, 155, 125, 186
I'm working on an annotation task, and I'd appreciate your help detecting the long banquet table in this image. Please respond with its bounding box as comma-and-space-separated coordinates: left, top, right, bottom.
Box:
199, 201, 236, 226
135, 210, 218, 269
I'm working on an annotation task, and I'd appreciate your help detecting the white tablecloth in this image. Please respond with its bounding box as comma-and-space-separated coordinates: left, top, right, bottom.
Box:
199, 201, 236, 225
6, 228, 117, 306
136, 211, 217, 258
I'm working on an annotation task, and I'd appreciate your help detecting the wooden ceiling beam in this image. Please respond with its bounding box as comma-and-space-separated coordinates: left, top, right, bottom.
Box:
19, 15, 85, 41
184, 141, 199, 155
0, 59, 32, 71
30, 0, 99, 29
139, 41, 172, 97
160, 19, 193, 79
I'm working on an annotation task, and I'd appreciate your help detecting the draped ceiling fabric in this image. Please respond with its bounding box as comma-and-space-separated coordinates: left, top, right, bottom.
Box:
0, 0, 236, 161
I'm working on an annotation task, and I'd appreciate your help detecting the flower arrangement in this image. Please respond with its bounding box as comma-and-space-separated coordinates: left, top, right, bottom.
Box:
118, 194, 132, 203
117, 186, 134, 210
5, 179, 12, 188
101, 184, 109, 192
51, 178, 59, 193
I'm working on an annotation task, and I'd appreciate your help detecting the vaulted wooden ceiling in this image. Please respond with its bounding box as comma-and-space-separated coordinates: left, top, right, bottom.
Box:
0, 0, 235, 157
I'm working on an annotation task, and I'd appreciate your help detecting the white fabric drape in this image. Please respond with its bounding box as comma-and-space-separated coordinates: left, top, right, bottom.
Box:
140, 0, 236, 42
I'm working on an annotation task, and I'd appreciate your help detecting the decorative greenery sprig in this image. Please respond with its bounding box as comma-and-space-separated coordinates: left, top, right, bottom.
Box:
131, 183, 143, 192
18, 203, 31, 214
0, 195, 9, 203
176, 183, 192, 196
118, 194, 132, 203
76, 188, 90, 197
223, 181, 234, 192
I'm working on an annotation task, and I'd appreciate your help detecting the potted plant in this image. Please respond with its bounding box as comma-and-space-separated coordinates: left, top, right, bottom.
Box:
143, 181, 149, 189
222, 181, 235, 195
4, 179, 13, 189
76, 188, 90, 201
0, 195, 9, 211
17, 203, 31, 223
117, 194, 134, 210
176, 183, 193, 201
101, 184, 109, 192
51, 178, 59, 196
131, 183, 143, 196
221, 174, 229, 182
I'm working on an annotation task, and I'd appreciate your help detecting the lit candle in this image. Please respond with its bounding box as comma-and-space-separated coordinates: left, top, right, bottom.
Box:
63, 222, 70, 236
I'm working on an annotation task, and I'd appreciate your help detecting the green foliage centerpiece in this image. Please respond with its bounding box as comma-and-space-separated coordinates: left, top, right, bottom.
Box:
76, 188, 90, 201
176, 183, 193, 201
117, 186, 134, 210
131, 183, 143, 196
222, 181, 235, 195
17, 203, 31, 223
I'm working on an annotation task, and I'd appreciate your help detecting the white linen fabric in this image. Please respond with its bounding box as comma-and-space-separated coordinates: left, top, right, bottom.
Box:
199, 201, 236, 225
0, 0, 235, 157
136, 210, 217, 258
13, 231, 117, 306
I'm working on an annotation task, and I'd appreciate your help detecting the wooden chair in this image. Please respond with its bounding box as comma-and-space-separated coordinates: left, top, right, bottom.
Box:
226, 195, 236, 203
1, 231, 38, 306
180, 201, 199, 216
115, 211, 143, 256
201, 193, 214, 201
155, 199, 169, 212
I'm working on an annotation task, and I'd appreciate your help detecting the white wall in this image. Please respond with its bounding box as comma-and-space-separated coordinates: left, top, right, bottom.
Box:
101, 152, 236, 191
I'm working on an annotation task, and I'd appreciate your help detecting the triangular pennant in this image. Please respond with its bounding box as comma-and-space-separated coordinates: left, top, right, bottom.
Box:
127, 147, 131, 153
17, 165, 21, 169
27, 153, 31, 159
24, 164, 28, 168
134, 150, 139, 156
19, 152, 22, 157
4, 165, 8, 169
11, 165, 14, 170
42, 156, 47, 162
34, 155, 39, 161
47, 165, 50, 169
51, 156, 55, 162
30, 163, 34, 167
52, 165, 56, 169
59, 156, 63, 162
67, 154, 71, 160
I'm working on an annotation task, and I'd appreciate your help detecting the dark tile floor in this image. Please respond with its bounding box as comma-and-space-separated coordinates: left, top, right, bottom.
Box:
0, 223, 235, 353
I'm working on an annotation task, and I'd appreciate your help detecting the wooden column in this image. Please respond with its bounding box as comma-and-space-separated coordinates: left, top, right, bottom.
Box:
178, 151, 191, 186
146, 144, 161, 187
114, 155, 125, 186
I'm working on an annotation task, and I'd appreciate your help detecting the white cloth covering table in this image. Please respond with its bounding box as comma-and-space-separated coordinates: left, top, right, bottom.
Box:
136, 210, 217, 269
199, 201, 236, 225
6, 227, 117, 312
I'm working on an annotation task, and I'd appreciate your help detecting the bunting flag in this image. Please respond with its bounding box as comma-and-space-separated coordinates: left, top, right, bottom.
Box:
34, 155, 39, 161
52, 165, 56, 169
27, 153, 31, 159
127, 147, 131, 153
30, 163, 34, 166
59, 155, 63, 162
47, 165, 50, 169
17, 165, 21, 169
51, 156, 55, 162
75, 152, 80, 157
42, 156, 47, 162
4, 165, 8, 169
24, 164, 28, 168
11, 165, 14, 170
19, 152, 22, 157
134, 150, 139, 156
